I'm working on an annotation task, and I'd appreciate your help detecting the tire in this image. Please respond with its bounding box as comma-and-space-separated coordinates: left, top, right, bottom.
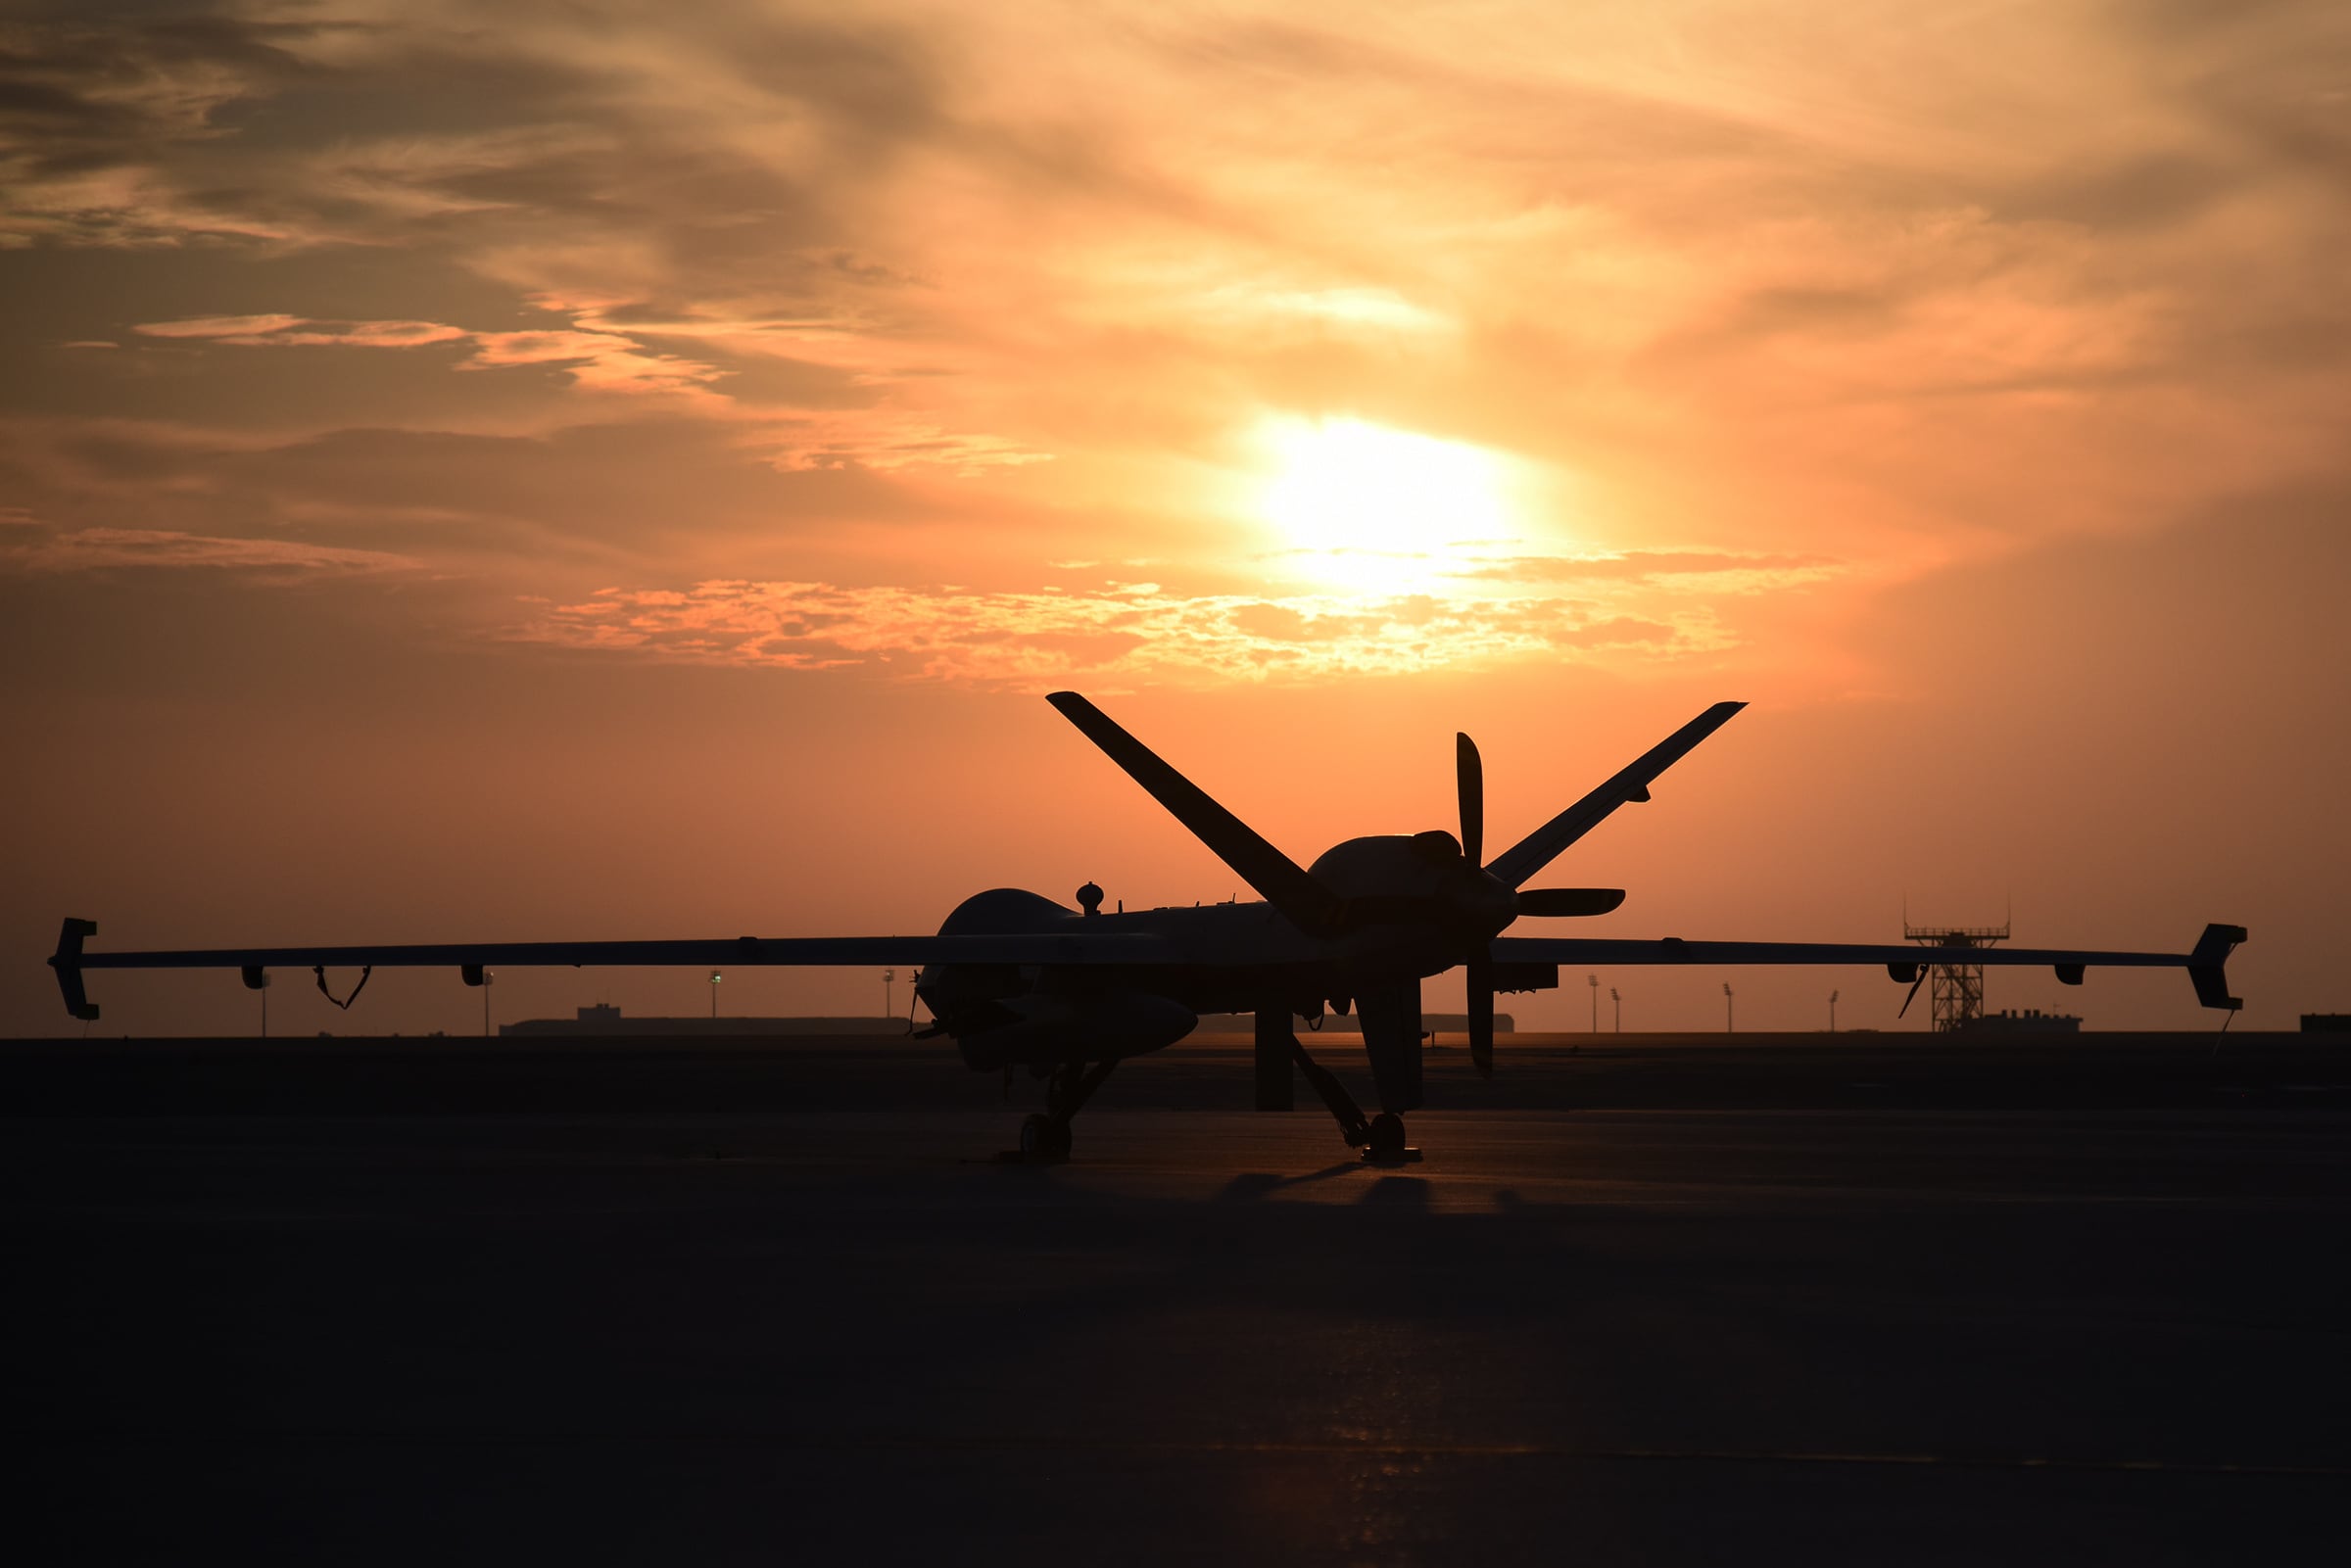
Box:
1020, 1114, 1072, 1162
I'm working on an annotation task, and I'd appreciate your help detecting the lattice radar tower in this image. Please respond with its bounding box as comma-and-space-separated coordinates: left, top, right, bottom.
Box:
1903, 919, 2011, 1033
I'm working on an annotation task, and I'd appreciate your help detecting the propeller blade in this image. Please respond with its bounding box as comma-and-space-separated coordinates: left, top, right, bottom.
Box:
1512, 887, 1627, 918
1047, 692, 1345, 936
1456, 733, 1484, 870
1466, 951, 1495, 1078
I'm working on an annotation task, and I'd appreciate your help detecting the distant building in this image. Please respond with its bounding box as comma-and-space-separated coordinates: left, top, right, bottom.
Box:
501, 1004, 905, 1038
1959, 1008, 2081, 1035
2303, 1014, 2351, 1033
1192, 1013, 1513, 1035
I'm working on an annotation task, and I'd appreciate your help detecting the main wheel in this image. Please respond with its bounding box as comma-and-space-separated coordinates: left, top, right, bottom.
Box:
1366, 1112, 1407, 1162
1019, 1114, 1073, 1163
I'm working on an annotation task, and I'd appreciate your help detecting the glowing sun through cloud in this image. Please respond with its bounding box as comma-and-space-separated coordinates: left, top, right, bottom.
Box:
1256, 418, 1519, 593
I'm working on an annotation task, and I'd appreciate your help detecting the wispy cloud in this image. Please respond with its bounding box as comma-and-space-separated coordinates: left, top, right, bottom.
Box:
1456, 550, 1842, 594
125, 308, 1051, 468
0, 523, 423, 577
135, 311, 725, 399
516, 578, 1732, 688
8, 1, 2348, 689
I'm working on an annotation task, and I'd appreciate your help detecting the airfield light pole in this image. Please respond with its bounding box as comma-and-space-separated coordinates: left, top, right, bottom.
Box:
1588, 974, 1599, 1032
259, 971, 270, 1039
1723, 982, 1735, 1034
482, 970, 494, 1038
1611, 987, 1621, 1032
884, 969, 895, 1019
709, 970, 722, 1019
1829, 988, 1839, 1033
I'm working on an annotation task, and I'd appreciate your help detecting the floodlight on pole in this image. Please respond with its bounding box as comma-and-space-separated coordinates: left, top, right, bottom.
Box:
709, 970, 722, 1019
1588, 973, 1599, 1032
1829, 988, 1839, 1033
883, 969, 896, 1020
1723, 981, 1734, 1034
1610, 986, 1620, 1032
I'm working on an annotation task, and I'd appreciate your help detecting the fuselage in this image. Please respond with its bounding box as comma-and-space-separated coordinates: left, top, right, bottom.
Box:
915, 833, 1512, 1069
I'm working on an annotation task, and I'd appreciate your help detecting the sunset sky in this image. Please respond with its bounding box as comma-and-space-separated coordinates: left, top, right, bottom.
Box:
3, 1, 2344, 1038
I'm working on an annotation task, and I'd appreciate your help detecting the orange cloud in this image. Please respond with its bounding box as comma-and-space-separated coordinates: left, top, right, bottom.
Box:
134, 312, 720, 397
1, 525, 423, 577
516, 577, 1734, 688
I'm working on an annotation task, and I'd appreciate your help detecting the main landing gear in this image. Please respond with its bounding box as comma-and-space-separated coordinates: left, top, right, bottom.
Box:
1278, 1028, 1420, 1165
1364, 1112, 1415, 1164
1006, 1059, 1117, 1164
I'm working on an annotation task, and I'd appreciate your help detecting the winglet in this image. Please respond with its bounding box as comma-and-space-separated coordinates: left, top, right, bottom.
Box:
2187, 923, 2246, 1012
50, 918, 99, 1022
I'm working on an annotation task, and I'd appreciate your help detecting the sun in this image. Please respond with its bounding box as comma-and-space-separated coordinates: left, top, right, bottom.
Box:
1256, 416, 1516, 592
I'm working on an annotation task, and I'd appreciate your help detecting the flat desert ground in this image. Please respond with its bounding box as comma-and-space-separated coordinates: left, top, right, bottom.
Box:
5, 1031, 2346, 1564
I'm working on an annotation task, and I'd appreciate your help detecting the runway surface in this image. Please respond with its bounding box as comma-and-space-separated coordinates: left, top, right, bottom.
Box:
5, 1034, 2348, 1563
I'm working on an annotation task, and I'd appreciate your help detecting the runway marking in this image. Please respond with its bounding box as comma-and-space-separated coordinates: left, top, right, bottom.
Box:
24, 1430, 2348, 1478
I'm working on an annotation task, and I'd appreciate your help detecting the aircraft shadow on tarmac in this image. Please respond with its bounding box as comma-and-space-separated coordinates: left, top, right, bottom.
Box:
1215, 1164, 1366, 1201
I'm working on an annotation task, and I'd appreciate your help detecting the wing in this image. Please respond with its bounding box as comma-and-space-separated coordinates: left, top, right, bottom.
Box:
47, 919, 1183, 1022
1484, 702, 1746, 888
1489, 925, 2248, 1011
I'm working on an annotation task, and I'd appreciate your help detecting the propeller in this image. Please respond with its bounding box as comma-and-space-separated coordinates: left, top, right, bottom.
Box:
1460, 734, 1495, 1077
1457, 733, 1483, 869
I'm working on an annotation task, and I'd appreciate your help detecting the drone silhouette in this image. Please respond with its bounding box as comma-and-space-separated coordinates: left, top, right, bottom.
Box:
53, 693, 2243, 1164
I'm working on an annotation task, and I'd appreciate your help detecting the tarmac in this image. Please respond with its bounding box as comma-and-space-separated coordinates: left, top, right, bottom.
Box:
4, 1031, 2347, 1564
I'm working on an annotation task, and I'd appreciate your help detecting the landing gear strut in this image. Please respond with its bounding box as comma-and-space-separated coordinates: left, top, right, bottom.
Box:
1268, 1019, 1422, 1165
1286, 1033, 1369, 1147
1007, 1059, 1116, 1164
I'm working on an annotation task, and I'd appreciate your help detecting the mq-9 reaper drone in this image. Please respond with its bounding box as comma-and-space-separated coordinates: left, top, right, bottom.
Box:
52, 693, 2244, 1163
